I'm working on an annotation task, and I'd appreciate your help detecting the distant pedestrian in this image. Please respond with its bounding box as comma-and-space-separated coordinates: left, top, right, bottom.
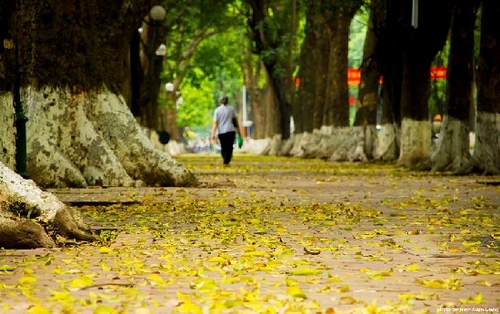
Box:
211, 96, 242, 166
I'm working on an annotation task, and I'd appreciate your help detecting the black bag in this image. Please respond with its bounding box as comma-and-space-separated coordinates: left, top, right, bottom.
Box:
158, 131, 170, 145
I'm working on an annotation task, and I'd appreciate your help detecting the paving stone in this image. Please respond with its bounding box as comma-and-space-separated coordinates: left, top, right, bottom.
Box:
1, 157, 499, 313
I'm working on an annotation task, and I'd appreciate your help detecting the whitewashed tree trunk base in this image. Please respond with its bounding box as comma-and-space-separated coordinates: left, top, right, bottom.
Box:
23, 87, 196, 188
84, 92, 196, 186
283, 127, 367, 161
240, 138, 272, 155
286, 133, 304, 157
466, 112, 500, 174
329, 127, 367, 162
266, 135, 283, 156
280, 135, 296, 156
397, 119, 431, 167
166, 141, 189, 156
429, 116, 471, 172
373, 123, 399, 161
363, 125, 377, 160
0, 162, 97, 248
295, 132, 318, 158
298, 128, 326, 159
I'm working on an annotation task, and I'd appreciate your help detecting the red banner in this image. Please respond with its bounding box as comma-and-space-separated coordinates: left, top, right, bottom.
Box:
347, 68, 361, 86
295, 66, 446, 88
430, 66, 447, 80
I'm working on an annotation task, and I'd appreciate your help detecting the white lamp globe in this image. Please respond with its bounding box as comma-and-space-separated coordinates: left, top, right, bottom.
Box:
165, 82, 174, 92
150, 6, 166, 21
155, 44, 167, 56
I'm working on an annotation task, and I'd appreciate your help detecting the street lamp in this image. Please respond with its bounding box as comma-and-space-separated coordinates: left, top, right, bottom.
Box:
130, 6, 166, 118
165, 82, 174, 93
155, 44, 166, 56
149, 5, 166, 22
163, 82, 179, 141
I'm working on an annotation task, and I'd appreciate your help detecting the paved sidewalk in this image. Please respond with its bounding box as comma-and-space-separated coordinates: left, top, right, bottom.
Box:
1, 156, 499, 313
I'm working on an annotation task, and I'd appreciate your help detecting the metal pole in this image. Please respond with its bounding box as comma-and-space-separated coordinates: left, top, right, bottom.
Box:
242, 85, 247, 123
411, 0, 419, 28
130, 29, 141, 117
13, 1, 29, 179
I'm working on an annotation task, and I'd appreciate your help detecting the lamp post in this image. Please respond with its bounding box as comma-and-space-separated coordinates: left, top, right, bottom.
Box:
130, 5, 166, 118
13, 1, 29, 179
411, 0, 419, 28
241, 86, 253, 138
164, 82, 178, 141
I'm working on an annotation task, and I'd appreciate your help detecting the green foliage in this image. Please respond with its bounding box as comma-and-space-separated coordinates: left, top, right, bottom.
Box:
429, 43, 449, 118
161, 0, 243, 82
160, 0, 371, 130
178, 81, 216, 129
158, 0, 246, 128
178, 28, 246, 128
429, 79, 446, 118
349, 12, 368, 68
163, 0, 464, 130
187, 32, 245, 89
99, 230, 119, 243
246, 0, 301, 80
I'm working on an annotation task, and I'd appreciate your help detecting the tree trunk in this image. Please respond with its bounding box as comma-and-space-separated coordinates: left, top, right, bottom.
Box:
397, 0, 452, 168
294, 21, 319, 133
374, 66, 401, 161
353, 0, 383, 160
0, 0, 197, 188
264, 81, 280, 139
246, 0, 292, 139
263, 65, 291, 140
313, 26, 331, 130
138, 18, 166, 131
399, 49, 433, 167
354, 9, 380, 128
164, 92, 179, 142
242, 58, 267, 139
296, 0, 360, 134
429, 1, 480, 171
373, 0, 402, 161
324, 3, 360, 127
467, 0, 500, 174
0, 162, 98, 248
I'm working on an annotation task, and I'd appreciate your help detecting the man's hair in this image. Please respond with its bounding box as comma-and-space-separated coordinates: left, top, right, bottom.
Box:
220, 96, 229, 105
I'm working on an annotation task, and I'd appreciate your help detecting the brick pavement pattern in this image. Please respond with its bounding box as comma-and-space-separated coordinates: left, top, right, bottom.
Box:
0, 155, 499, 313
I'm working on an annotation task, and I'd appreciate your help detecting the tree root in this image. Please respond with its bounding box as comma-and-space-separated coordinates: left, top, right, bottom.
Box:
0, 216, 55, 249
1, 162, 100, 248
54, 207, 99, 242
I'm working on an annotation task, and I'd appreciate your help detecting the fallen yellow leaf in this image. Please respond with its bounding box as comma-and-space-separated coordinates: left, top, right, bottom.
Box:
286, 286, 307, 299
339, 296, 357, 305
99, 247, 114, 254
406, 264, 420, 271
289, 268, 322, 276
460, 292, 483, 304
18, 276, 37, 284
0, 265, 15, 272
27, 305, 51, 314
93, 305, 118, 314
